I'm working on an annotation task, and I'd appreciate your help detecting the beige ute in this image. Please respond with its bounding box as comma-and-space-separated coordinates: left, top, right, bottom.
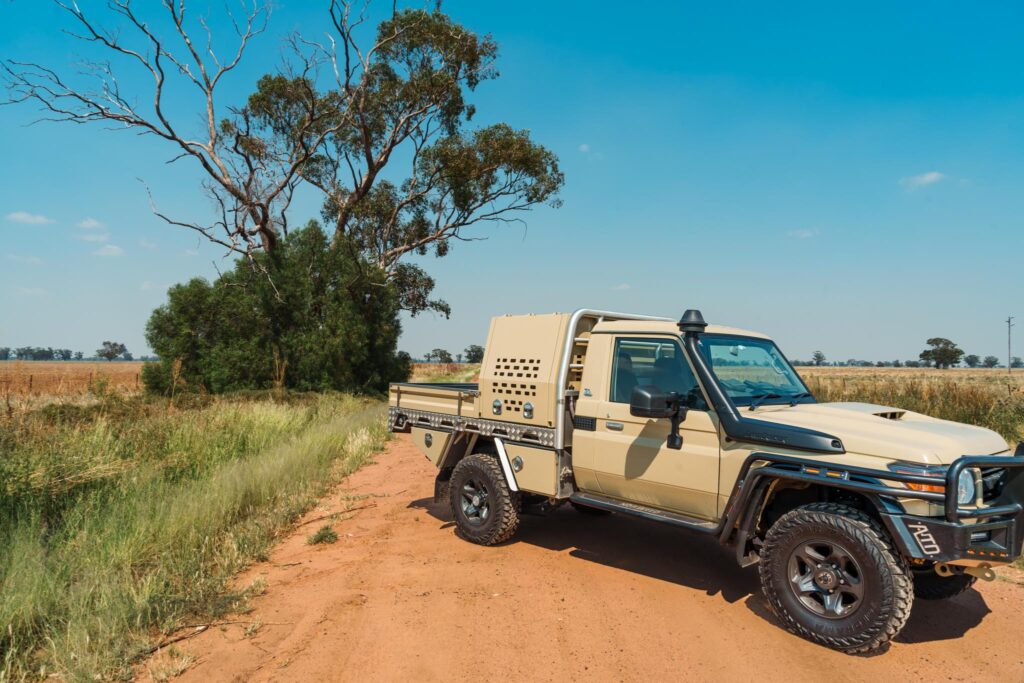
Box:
390, 308, 1024, 653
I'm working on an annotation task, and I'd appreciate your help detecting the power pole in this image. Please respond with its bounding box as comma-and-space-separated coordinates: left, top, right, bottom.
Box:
1009, 316, 1016, 374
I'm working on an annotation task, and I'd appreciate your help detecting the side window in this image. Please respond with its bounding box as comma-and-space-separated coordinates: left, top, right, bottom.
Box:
610, 338, 707, 409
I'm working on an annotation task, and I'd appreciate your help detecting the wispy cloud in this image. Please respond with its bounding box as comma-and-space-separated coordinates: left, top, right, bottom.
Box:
16, 287, 45, 296
900, 171, 946, 189
92, 244, 124, 257
184, 248, 199, 256
140, 280, 154, 291
578, 143, 591, 153
139, 238, 158, 249
786, 228, 819, 239
78, 217, 103, 229
610, 283, 631, 291
6, 254, 42, 265
78, 232, 110, 243
6, 211, 54, 225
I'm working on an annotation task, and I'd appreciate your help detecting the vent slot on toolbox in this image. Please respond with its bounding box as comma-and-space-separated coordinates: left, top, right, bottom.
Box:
491, 357, 541, 414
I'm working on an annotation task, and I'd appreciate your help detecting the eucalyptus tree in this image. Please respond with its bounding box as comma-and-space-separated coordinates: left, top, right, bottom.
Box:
4, 1, 562, 315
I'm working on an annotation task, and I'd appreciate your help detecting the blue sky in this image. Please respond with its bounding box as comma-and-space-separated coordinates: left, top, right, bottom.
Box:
1, 1, 1022, 362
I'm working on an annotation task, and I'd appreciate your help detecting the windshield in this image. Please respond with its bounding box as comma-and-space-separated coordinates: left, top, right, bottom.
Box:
696, 334, 813, 407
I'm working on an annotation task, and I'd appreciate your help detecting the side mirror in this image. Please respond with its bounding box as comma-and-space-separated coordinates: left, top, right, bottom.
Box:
630, 385, 688, 450
629, 385, 677, 418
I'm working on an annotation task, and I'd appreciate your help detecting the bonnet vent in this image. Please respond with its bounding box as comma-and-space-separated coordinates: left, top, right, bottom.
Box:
874, 409, 906, 420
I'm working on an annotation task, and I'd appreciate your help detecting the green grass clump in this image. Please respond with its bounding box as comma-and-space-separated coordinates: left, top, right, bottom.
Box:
307, 524, 339, 545
0, 393, 387, 681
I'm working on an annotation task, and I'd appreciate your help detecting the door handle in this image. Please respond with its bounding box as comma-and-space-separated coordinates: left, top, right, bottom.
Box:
605, 421, 624, 431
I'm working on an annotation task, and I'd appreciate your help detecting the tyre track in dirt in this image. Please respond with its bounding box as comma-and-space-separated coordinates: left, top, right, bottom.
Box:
141, 435, 1024, 681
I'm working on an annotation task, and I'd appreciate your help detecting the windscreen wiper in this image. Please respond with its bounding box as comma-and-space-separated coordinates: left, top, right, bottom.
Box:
748, 392, 781, 410
787, 391, 813, 406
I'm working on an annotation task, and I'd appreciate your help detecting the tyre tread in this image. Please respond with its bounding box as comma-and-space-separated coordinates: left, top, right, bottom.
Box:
759, 502, 913, 654
449, 453, 520, 545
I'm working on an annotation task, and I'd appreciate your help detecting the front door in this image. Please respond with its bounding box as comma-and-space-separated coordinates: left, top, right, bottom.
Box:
588, 336, 721, 520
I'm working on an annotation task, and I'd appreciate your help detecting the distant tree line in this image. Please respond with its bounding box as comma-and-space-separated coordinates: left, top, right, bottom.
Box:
0, 347, 79, 361
0, 345, 154, 361
796, 338, 1022, 369
421, 345, 485, 364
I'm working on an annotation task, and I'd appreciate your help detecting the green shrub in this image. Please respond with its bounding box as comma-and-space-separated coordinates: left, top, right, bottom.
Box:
143, 223, 411, 396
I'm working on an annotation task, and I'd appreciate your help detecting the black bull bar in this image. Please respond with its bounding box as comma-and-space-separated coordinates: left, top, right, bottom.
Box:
731, 449, 1024, 564
885, 453, 1024, 563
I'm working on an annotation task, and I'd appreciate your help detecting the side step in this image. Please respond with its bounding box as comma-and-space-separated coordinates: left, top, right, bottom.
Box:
569, 492, 719, 533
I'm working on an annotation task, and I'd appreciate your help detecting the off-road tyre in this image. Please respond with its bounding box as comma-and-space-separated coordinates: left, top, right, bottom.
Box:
449, 453, 520, 545
759, 502, 913, 654
912, 568, 976, 600
570, 501, 612, 516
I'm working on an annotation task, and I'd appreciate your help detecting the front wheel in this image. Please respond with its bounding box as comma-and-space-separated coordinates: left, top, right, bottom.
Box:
449, 453, 520, 545
759, 502, 913, 654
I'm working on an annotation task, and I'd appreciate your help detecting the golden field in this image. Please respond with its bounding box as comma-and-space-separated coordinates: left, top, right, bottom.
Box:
800, 365, 1024, 388
800, 367, 1023, 442
0, 360, 146, 398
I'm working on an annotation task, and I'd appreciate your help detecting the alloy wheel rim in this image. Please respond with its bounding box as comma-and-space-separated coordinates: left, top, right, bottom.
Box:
459, 477, 490, 526
786, 539, 865, 619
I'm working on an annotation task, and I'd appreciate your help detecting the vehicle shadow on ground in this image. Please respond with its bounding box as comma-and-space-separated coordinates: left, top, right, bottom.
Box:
897, 590, 990, 643
410, 497, 995, 646
410, 497, 759, 603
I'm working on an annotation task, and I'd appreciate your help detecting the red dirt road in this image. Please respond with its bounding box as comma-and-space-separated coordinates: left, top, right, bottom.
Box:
144, 436, 1024, 681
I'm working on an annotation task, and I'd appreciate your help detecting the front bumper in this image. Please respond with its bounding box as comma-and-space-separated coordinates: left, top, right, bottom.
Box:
883, 511, 1023, 563
881, 454, 1024, 564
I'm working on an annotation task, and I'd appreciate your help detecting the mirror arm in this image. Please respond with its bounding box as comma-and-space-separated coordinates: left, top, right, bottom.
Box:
666, 392, 686, 450
667, 409, 683, 450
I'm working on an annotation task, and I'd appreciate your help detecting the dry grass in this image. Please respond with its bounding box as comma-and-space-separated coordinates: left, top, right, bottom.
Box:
799, 366, 1024, 390
409, 362, 479, 383
0, 360, 145, 398
799, 367, 1024, 442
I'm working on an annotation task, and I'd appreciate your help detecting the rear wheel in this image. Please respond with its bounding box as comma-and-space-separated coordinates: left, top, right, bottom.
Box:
449, 453, 520, 545
913, 567, 976, 600
759, 502, 913, 654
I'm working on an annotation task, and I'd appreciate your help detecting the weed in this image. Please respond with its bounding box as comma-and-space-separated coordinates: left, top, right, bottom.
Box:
307, 524, 339, 545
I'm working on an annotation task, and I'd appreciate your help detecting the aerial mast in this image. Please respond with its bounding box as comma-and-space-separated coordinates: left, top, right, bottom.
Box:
1008, 316, 1016, 374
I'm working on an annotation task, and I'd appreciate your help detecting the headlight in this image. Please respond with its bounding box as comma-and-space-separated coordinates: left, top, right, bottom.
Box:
889, 463, 978, 505
888, 463, 945, 493
957, 468, 977, 506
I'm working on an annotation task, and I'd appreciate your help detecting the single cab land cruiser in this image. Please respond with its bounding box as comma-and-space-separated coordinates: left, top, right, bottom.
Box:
389, 309, 1024, 652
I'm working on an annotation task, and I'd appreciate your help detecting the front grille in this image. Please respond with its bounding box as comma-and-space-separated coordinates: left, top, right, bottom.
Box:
982, 468, 1007, 502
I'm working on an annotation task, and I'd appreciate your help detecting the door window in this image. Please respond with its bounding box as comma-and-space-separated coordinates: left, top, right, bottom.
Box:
609, 338, 708, 409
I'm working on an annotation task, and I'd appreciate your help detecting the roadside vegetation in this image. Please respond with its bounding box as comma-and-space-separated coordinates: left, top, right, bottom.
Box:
0, 391, 387, 680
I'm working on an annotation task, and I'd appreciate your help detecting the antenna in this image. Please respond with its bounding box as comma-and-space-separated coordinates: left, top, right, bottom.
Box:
1009, 316, 1016, 374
